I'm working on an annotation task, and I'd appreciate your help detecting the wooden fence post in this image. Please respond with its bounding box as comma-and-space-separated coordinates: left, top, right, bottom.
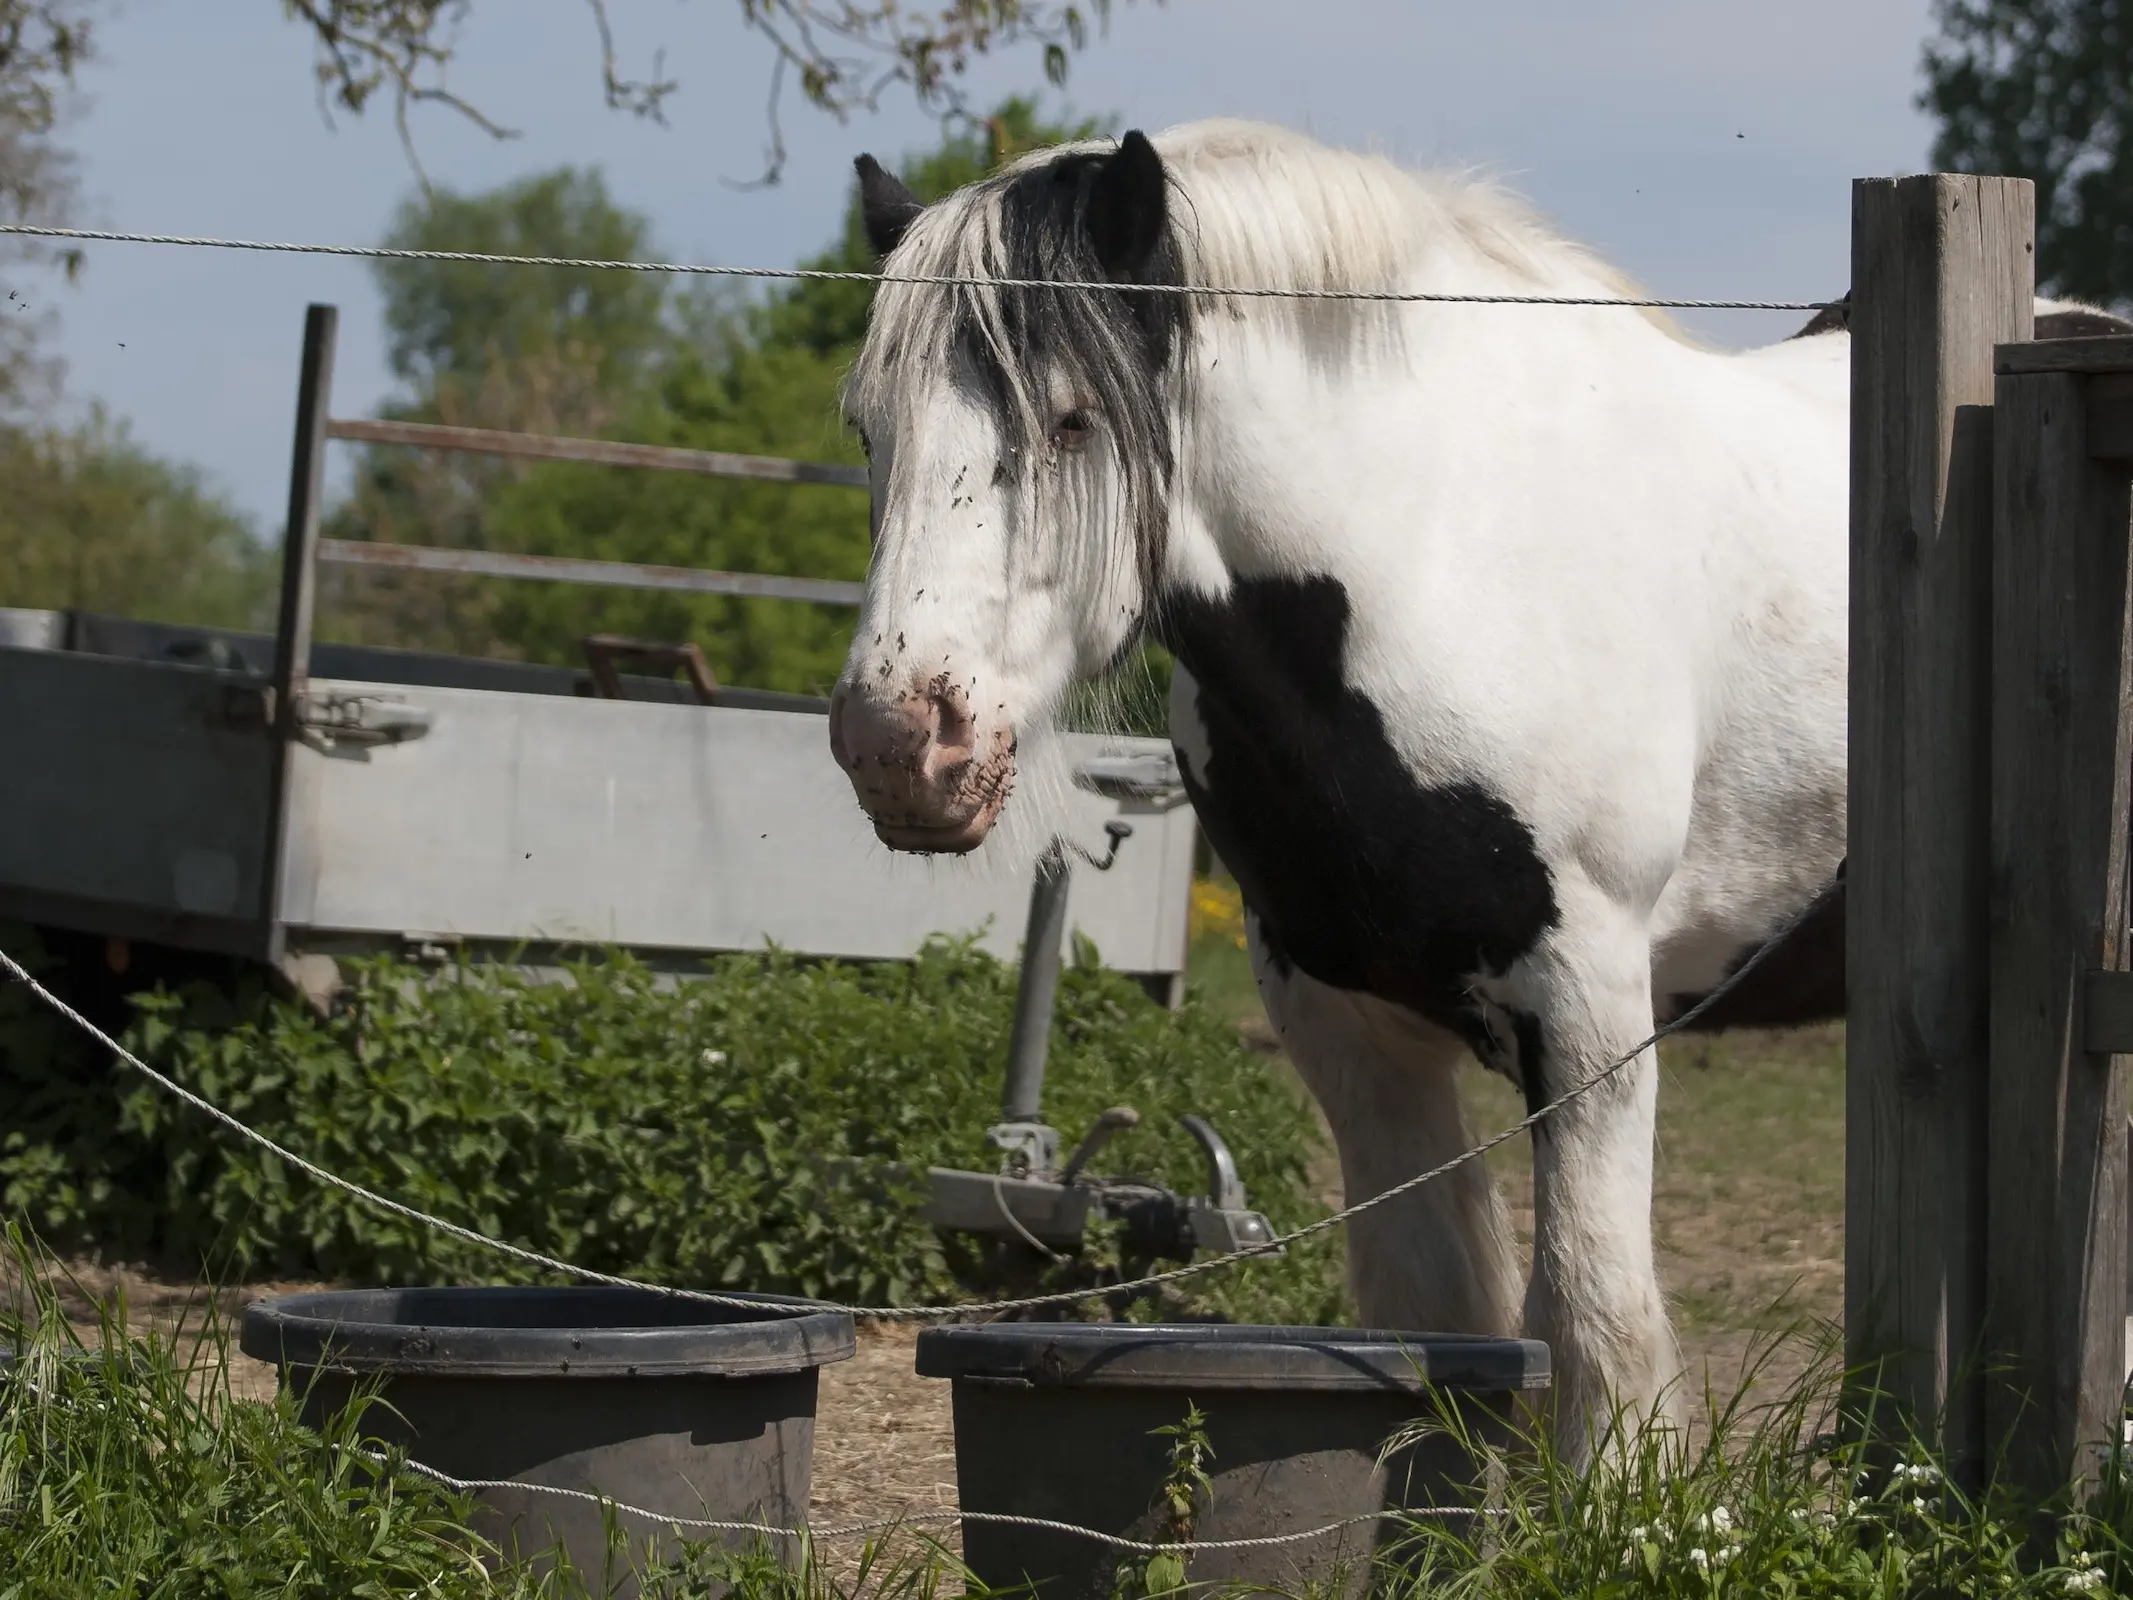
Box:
1848, 175, 2034, 1473
1987, 336, 2133, 1494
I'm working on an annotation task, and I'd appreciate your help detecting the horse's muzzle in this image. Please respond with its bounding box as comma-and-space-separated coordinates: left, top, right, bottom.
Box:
828, 679, 1015, 853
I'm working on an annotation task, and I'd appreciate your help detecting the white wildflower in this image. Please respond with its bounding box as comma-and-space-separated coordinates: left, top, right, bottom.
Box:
701, 1048, 727, 1067
2065, 1569, 2103, 1595
1892, 1460, 1941, 1486
1700, 1507, 1736, 1534
1688, 1548, 1711, 1571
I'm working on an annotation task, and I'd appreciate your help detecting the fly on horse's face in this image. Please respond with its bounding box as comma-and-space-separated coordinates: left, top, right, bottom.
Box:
828, 134, 1183, 854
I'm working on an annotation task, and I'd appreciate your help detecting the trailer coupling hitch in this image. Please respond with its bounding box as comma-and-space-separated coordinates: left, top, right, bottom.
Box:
928, 1107, 1278, 1261
1178, 1114, 1278, 1255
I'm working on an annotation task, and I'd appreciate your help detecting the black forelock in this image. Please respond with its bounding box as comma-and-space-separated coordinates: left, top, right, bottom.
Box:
949, 142, 1191, 601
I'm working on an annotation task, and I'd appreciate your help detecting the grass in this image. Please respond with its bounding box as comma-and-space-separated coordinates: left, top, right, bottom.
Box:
0, 1222, 991, 1599
1183, 877, 1262, 1030
14, 1211, 2133, 1599
0, 1224, 547, 1598
1381, 1338, 2133, 1599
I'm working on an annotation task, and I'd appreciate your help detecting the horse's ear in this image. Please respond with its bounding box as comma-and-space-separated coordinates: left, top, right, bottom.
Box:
856, 154, 923, 258
1084, 130, 1168, 280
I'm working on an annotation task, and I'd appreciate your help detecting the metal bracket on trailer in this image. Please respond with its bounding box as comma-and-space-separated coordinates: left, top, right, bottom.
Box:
288, 690, 433, 754
205, 684, 432, 753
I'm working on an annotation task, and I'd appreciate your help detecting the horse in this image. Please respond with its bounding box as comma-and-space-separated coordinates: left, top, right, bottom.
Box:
820, 115, 2105, 1458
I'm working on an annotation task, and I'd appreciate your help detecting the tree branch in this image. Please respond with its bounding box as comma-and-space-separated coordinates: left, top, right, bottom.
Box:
0, 0, 92, 134
276, 0, 1133, 185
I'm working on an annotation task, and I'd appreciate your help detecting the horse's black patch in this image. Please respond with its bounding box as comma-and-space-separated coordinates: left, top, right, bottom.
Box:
1666, 869, 1846, 1031
1508, 1009, 1549, 1119
1158, 574, 1560, 1073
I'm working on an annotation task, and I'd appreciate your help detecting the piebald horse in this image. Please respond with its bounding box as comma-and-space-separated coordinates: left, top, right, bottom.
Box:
824, 117, 2117, 1456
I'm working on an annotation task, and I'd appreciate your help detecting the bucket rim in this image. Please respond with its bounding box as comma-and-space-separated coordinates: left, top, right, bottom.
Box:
239, 1284, 856, 1378
914, 1322, 1549, 1392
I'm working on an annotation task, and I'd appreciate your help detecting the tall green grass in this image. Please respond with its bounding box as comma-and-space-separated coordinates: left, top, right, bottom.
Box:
0, 1223, 545, 1597
1383, 1337, 2133, 1599
0, 1222, 987, 1598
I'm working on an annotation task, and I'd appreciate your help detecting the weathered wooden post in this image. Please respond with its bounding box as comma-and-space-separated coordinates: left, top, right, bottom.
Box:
1987, 333, 2133, 1494
1848, 175, 2034, 1472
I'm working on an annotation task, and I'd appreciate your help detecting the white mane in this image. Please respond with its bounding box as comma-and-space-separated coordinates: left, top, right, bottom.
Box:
854, 118, 1687, 423
1149, 119, 1662, 313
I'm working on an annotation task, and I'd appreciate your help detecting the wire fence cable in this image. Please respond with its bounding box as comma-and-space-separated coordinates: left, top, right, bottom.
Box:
0, 223, 1834, 312
361, 1447, 1477, 1553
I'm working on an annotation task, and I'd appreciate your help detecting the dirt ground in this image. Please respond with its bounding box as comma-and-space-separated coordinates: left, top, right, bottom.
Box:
24, 1017, 1846, 1566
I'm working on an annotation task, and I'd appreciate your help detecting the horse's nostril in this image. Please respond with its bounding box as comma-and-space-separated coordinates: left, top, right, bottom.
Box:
832, 684, 944, 777
928, 686, 975, 755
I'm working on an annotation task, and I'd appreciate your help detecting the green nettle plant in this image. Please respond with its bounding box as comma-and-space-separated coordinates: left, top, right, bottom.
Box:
0, 927, 1345, 1323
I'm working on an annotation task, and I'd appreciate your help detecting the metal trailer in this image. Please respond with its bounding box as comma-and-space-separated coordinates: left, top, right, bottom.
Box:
0, 303, 1195, 1001
0, 302, 1272, 1259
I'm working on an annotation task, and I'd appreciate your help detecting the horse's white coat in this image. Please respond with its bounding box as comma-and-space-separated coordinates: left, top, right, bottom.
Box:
841, 118, 1854, 1458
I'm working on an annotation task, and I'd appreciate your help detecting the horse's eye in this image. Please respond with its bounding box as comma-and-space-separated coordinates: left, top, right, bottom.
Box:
1049, 409, 1093, 451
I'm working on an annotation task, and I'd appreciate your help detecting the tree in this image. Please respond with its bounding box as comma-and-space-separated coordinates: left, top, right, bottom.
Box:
292, 2, 1130, 184
0, 1, 87, 410
0, 409, 273, 627
374, 167, 668, 399
321, 167, 669, 652
1923, 0, 2133, 303
0, 5, 1133, 188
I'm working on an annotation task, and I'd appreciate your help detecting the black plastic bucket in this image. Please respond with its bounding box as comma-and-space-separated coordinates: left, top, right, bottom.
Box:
242, 1285, 854, 1595
917, 1322, 1548, 1599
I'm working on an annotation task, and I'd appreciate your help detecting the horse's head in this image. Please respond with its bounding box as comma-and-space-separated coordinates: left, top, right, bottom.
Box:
829, 131, 1189, 854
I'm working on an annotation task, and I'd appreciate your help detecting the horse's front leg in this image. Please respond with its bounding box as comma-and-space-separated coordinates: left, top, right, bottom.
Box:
1496, 880, 1682, 1465
1249, 915, 1521, 1337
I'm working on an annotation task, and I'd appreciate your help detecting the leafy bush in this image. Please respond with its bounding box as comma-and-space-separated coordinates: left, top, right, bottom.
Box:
0, 930, 1343, 1323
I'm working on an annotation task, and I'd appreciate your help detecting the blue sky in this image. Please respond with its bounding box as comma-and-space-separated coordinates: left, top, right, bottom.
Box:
35, 0, 1937, 528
